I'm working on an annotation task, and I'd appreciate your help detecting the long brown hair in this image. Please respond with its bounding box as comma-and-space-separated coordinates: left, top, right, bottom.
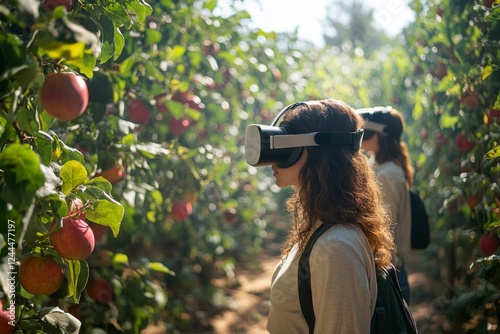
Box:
373, 110, 414, 187
281, 99, 395, 269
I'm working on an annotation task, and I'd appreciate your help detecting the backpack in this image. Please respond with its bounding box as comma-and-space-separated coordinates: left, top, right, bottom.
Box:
409, 189, 430, 250
298, 223, 418, 334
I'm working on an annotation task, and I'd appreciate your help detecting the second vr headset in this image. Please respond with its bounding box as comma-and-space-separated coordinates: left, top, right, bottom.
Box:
245, 102, 365, 168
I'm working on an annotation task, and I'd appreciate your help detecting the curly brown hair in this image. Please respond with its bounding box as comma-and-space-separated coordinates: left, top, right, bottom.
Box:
372, 109, 414, 187
280, 99, 395, 269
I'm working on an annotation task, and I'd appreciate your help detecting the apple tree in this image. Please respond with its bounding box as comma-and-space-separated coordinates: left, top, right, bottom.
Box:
402, 0, 500, 331
0, 0, 313, 332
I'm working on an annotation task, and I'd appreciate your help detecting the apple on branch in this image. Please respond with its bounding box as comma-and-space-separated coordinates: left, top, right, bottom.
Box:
49, 217, 95, 261
19, 254, 64, 296
171, 200, 192, 221
39, 72, 89, 121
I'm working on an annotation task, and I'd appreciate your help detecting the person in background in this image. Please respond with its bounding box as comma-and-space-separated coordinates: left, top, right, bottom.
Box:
250, 99, 395, 333
358, 106, 413, 303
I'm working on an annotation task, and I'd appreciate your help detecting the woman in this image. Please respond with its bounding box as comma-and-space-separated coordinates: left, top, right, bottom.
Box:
358, 106, 413, 303
261, 99, 395, 333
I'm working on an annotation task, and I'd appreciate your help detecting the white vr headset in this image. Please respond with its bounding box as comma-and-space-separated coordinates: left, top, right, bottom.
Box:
245, 102, 365, 168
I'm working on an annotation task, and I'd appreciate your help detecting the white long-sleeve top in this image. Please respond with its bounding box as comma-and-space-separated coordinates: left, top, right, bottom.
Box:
375, 161, 412, 261
267, 224, 377, 334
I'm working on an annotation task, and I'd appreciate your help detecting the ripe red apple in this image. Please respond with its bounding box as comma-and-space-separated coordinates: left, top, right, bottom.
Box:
42, 0, 74, 12
40, 72, 88, 121
223, 208, 238, 224
168, 116, 192, 136
455, 133, 475, 153
171, 200, 192, 221
86, 277, 113, 304
19, 254, 64, 296
272, 68, 282, 81
487, 108, 500, 124
460, 93, 480, 109
483, 0, 495, 8
430, 62, 447, 80
95, 164, 125, 184
0, 300, 15, 334
128, 99, 151, 124
49, 217, 95, 261
479, 234, 499, 255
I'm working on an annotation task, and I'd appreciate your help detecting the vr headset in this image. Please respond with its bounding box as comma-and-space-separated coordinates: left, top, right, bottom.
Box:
245, 102, 365, 168
356, 106, 402, 140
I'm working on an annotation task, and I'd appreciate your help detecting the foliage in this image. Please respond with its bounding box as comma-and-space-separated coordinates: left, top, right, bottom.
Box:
402, 0, 500, 332
0, 0, 308, 332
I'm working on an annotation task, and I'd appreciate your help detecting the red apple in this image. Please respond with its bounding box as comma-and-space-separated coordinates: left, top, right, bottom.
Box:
86, 276, 113, 304
455, 133, 475, 153
19, 254, 64, 296
95, 164, 125, 184
0, 300, 15, 334
42, 0, 74, 12
272, 68, 282, 81
479, 234, 499, 255
430, 62, 447, 80
171, 200, 192, 221
128, 99, 151, 124
49, 217, 95, 261
487, 108, 500, 124
483, 0, 495, 8
40, 72, 89, 121
223, 208, 238, 224
460, 93, 480, 109
168, 116, 192, 136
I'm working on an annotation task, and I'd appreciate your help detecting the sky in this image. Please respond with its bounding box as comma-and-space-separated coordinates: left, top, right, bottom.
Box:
221, 0, 415, 46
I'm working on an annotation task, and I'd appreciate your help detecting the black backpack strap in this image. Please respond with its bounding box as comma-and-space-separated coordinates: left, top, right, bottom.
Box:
298, 223, 332, 334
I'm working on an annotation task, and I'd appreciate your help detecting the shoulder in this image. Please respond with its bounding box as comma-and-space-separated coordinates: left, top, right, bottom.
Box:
377, 161, 404, 176
310, 225, 373, 265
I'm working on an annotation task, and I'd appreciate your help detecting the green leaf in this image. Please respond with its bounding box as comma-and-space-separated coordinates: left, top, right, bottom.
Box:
148, 262, 175, 275
112, 252, 129, 266
484, 145, 500, 160
85, 198, 124, 237
144, 29, 162, 47
85, 177, 113, 194
60, 160, 88, 195
113, 27, 125, 61
36, 131, 54, 166
65, 259, 83, 303
0, 144, 45, 208
42, 193, 69, 220
439, 113, 459, 129
98, 15, 115, 64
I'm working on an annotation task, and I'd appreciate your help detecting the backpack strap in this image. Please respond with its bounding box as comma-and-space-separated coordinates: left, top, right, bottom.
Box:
298, 223, 332, 334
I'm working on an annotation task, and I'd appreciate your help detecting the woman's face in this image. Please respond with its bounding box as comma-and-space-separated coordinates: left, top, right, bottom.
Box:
362, 132, 379, 154
272, 149, 308, 188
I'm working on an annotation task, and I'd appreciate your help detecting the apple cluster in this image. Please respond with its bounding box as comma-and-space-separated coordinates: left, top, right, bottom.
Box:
17, 198, 107, 297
